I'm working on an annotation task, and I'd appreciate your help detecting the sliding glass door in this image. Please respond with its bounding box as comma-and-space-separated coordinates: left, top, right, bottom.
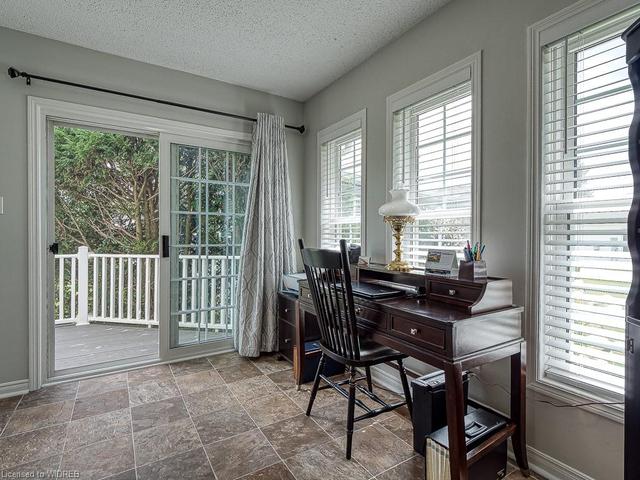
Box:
164, 136, 251, 349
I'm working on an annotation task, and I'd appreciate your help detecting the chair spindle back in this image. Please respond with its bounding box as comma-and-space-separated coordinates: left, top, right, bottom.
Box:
298, 239, 360, 360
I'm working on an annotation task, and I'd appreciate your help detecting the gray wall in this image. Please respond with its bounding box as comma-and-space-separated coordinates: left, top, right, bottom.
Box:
302, 0, 622, 478
0, 27, 304, 385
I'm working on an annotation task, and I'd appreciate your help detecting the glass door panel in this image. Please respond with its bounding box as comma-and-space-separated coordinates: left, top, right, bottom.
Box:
169, 142, 250, 347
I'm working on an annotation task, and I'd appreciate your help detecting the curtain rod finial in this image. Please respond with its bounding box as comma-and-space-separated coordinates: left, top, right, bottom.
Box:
7, 67, 20, 79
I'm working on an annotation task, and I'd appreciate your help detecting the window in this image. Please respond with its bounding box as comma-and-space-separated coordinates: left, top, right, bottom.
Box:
388, 54, 480, 268
318, 110, 366, 250
537, 6, 639, 397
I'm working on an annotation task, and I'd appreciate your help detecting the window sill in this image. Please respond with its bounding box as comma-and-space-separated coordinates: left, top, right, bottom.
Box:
527, 377, 623, 424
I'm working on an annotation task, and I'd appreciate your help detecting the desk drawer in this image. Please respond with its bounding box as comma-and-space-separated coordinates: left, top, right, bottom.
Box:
355, 303, 387, 330
299, 284, 313, 306
278, 318, 294, 362
278, 295, 297, 322
428, 280, 481, 306
389, 315, 445, 350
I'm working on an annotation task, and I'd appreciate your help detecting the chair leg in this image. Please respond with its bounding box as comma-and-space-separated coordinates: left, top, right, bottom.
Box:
306, 353, 326, 416
345, 366, 357, 460
365, 366, 373, 392
398, 358, 413, 418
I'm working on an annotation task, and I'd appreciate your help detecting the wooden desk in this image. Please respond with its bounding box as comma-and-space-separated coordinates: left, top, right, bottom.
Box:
287, 265, 529, 480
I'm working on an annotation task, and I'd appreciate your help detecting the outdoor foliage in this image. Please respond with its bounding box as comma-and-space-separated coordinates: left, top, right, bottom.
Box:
54, 126, 159, 254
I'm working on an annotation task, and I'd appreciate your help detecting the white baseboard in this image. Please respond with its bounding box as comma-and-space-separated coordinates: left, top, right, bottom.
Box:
369, 366, 594, 480
509, 447, 595, 480
0, 379, 29, 399
369, 364, 404, 393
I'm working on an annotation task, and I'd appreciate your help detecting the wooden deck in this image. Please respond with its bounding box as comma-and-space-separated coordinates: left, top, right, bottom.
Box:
54, 323, 231, 371
55, 323, 159, 371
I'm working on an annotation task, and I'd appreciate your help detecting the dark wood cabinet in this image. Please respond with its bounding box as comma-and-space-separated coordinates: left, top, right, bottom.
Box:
277, 291, 341, 385
277, 292, 298, 364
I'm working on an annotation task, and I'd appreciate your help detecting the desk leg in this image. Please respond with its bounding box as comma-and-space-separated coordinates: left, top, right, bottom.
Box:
511, 346, 530, 476
444, 362, 469, 480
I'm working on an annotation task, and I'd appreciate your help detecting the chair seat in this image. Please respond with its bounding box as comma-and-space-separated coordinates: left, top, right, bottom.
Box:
358, 338, 407, 364
320, 338, 407, 367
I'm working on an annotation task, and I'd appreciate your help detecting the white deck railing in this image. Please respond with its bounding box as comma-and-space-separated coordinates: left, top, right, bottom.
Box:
55, 247, 236, 330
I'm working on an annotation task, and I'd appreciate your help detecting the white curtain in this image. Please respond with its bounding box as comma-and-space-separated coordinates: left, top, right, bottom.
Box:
234, 112, 296, 357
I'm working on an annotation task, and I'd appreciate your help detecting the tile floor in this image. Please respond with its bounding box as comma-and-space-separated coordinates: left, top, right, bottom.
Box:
0, 353, 536, 480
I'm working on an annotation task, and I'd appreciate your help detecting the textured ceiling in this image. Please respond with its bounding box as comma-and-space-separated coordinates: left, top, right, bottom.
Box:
0, 0, 449, 101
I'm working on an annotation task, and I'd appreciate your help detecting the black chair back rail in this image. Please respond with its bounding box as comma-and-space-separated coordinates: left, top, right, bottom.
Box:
298, 240, 360, 360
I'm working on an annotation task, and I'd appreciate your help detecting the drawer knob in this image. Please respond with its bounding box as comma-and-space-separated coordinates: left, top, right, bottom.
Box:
448, 289, 457, 296
306, 293, 311, 299
283, 338, 291, 344
284, 308, 289, 313
355, 307, 362, 315
410, 328, 419, 336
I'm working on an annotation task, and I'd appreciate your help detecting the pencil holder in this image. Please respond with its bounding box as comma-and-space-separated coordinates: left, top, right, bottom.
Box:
458, 260, 487, 280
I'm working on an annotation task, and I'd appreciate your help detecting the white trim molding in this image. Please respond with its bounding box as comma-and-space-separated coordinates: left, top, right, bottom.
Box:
508, 447, 596, 480
0, 379, 29, 399
525, 0, 636, 421
28, 96, 251, 390
384, 51, 482, 263
316, 108, 367, 251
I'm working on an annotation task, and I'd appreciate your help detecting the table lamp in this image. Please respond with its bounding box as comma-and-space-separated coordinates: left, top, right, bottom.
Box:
379, 189, 421, 272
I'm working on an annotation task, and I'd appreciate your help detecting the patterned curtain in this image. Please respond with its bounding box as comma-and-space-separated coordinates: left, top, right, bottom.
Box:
234, 113, 296, 356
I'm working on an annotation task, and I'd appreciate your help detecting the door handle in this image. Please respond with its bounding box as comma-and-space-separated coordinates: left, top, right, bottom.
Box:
49, 242, 59, 255
162, 235, 169, 258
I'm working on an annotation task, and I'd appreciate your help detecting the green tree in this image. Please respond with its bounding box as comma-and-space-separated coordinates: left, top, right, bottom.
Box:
54, 126, 159, 254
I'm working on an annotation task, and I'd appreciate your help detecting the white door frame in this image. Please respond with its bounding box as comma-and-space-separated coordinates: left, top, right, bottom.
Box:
28, 96, 251, 389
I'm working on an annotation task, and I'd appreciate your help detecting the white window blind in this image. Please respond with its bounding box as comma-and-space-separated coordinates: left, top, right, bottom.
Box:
392, 81, 473, 268
319, 128, 363, 249
540, 7, 639, 396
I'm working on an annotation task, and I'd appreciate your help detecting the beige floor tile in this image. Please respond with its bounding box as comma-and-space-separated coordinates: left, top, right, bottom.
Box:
241, 462, 296, 479
137, 447, 214, 480
2, 400, 74, 436
261, 414, 332, 459
77, 373, 128, 398
131, 396, 189, 432
241, 391, 303, 427
284, 440, 370, 480
205, 429, 280, 480
0, 424, 67, 470
337, 423, 413, 476
193, 406, 256, 444
65, 408, 131, 451
61, 434, 134, 480
133, 417, 201, 466
18, 383, 77, 409
174, 369, 225, 395
71, 388, 129, 421
183, 385, 239, 417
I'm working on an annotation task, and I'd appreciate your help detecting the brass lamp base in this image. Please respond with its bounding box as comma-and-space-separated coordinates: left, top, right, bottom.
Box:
386, 258, 412, 272
383, 215, 415, 272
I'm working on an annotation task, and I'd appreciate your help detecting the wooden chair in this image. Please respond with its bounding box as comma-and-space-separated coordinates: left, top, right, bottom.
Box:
298, 238, 413, 459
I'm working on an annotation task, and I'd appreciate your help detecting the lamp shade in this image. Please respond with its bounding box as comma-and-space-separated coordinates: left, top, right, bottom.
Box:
378, 189, 421, 216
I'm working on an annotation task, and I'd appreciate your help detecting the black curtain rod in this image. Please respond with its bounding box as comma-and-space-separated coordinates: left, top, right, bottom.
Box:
7, 67, 305, 134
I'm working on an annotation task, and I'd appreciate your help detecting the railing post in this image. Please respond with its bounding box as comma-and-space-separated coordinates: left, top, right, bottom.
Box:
76, 246, 90, 325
